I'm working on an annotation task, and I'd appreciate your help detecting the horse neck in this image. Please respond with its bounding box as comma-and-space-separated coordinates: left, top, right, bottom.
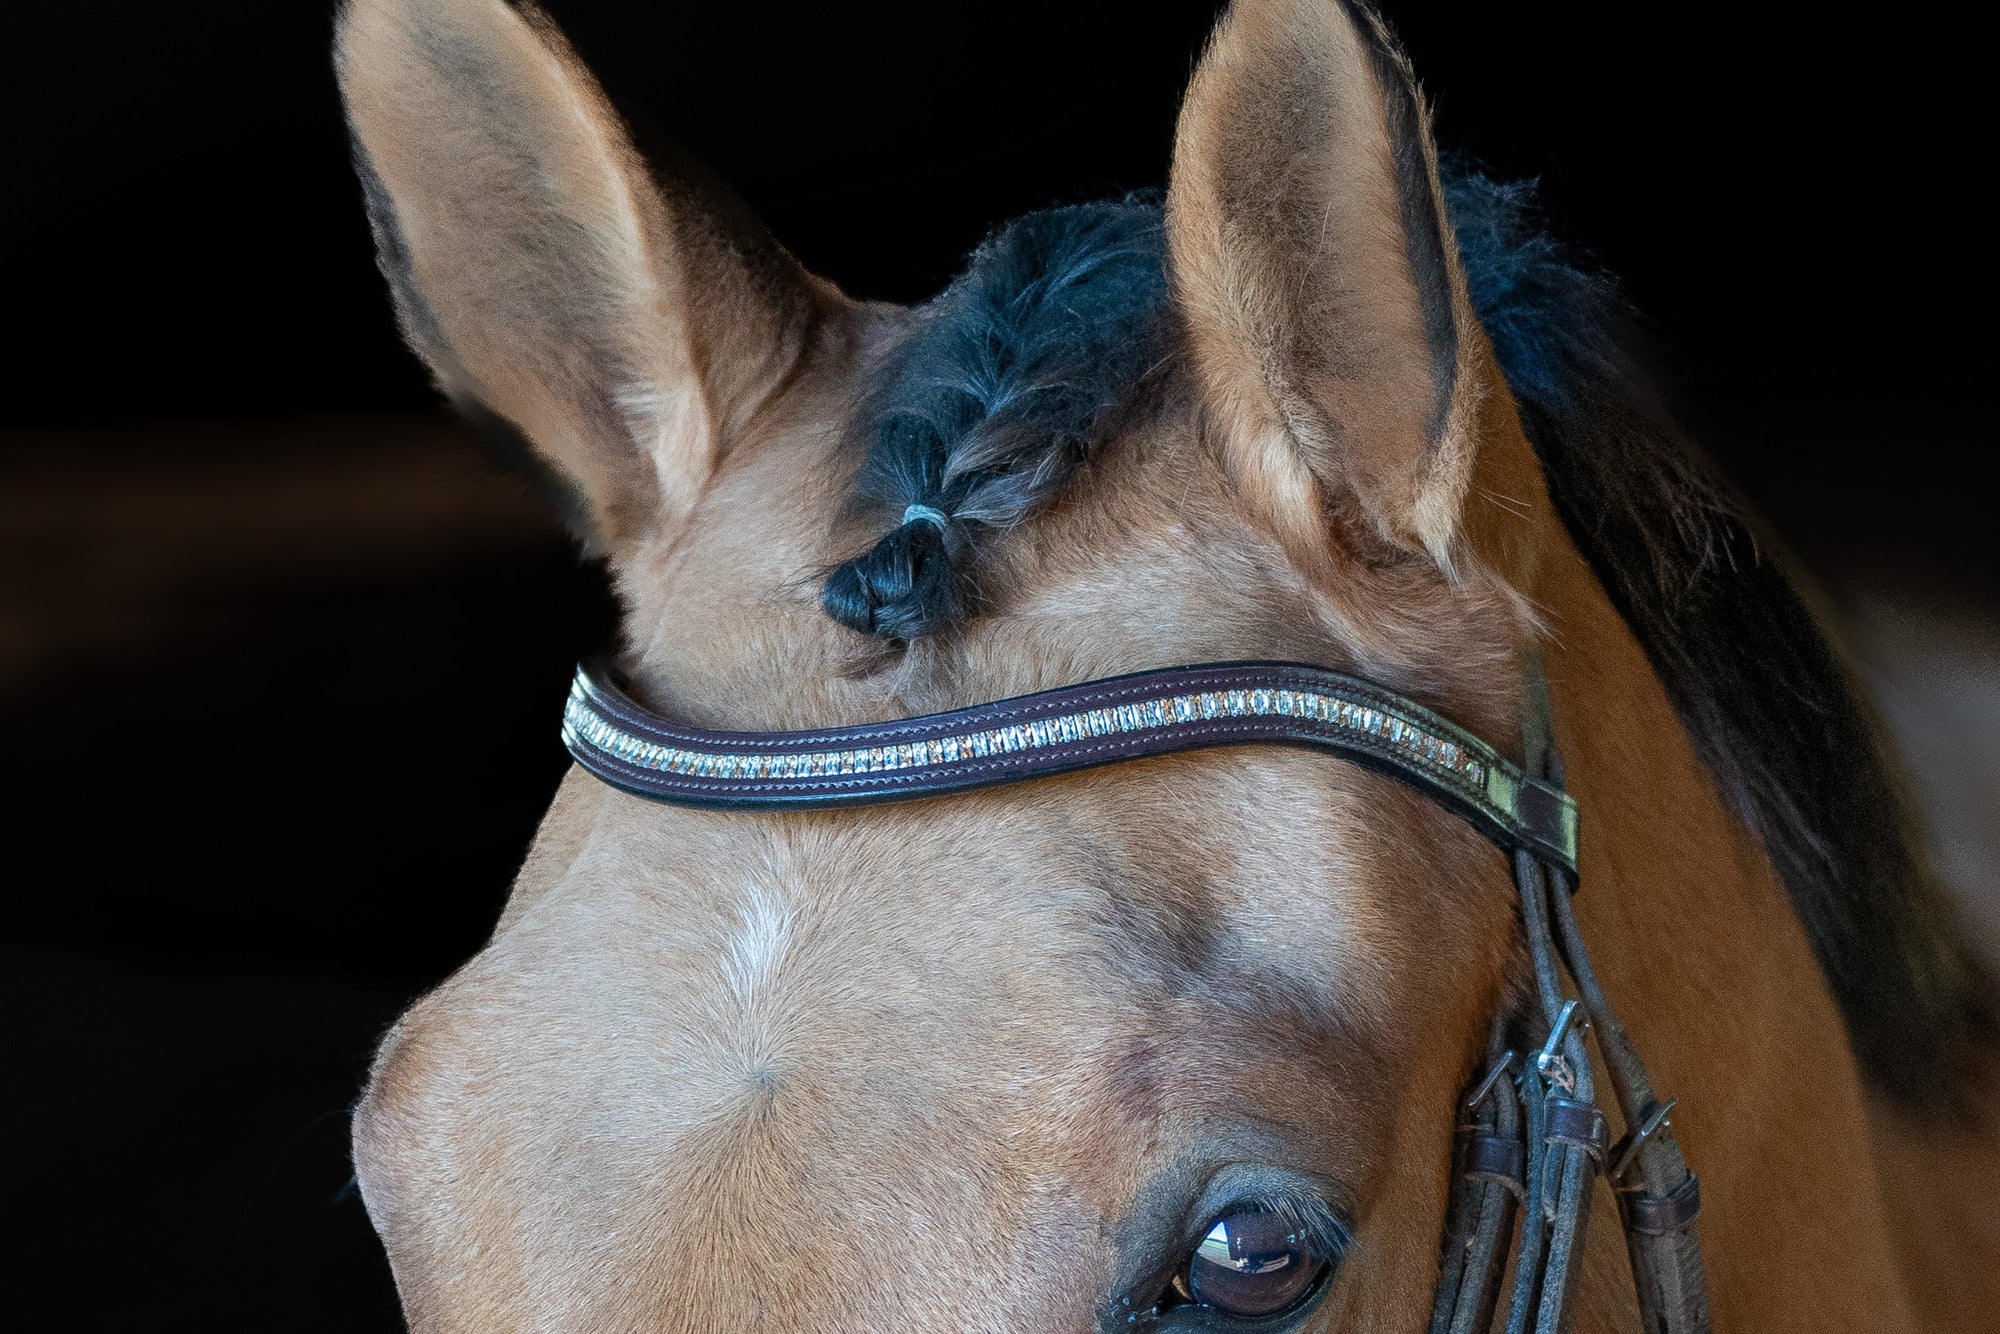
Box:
1493, 426, 1924, 1329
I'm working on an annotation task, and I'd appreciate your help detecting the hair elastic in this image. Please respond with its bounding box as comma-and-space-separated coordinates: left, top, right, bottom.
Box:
901, 504, 951, 530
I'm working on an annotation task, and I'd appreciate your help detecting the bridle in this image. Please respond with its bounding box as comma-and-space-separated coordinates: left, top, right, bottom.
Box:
561, 656, 1710, 1332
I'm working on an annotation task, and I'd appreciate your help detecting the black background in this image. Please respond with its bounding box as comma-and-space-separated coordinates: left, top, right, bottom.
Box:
5, 3, 1990, 1328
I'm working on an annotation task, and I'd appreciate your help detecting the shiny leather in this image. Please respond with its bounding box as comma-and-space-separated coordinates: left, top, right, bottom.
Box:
563, 659, 1579, 872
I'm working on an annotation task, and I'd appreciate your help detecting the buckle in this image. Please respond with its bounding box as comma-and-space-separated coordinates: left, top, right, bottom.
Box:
1534, 1000, 1582, 1093
1609, 1098, 1680, 1182
1465, 1051, 1519, 1111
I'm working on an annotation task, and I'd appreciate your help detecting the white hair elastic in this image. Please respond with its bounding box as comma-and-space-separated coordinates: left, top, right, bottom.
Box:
901, 504, 951, 530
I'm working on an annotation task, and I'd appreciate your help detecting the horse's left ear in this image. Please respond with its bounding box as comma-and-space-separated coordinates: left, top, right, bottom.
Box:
1168, 0, 1479, 571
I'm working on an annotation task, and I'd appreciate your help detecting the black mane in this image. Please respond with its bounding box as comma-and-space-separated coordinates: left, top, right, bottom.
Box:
824, 179, 1995, 1106
1443, 168, 1996, 1108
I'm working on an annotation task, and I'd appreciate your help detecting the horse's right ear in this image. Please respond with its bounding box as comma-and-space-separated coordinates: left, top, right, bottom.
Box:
336, 0, 833, 557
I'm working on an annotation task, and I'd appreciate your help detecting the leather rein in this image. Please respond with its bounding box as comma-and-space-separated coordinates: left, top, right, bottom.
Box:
561, 657, 1710, 1333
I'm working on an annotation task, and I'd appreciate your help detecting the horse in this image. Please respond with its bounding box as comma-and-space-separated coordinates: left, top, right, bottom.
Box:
334, 1, 1999, 1329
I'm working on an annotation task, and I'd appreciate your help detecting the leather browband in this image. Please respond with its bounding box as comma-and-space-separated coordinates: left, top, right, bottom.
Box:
562, 659, 1578, 872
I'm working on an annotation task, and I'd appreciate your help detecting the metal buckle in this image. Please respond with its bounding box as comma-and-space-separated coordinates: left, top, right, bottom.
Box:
1609, 1097, 1680, 1181
1465, 1051, 1519, 1111
1533, 1000, 1582, 1092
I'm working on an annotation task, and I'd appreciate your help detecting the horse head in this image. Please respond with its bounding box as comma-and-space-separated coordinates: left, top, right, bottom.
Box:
335, 2, 1997, 1329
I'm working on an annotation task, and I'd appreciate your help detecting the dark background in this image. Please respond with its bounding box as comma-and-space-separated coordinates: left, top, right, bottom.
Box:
5, 3, 1991, 1328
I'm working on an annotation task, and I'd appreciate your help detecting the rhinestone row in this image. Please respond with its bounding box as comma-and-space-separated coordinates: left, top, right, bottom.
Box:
567, 680, 1487, 788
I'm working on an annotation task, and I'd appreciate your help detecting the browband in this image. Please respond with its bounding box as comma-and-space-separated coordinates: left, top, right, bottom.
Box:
562, 659, 1577, 872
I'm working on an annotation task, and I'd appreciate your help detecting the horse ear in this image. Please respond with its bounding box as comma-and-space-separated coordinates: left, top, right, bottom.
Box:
336, 0, 832, 557
1168, 0, 1479, 572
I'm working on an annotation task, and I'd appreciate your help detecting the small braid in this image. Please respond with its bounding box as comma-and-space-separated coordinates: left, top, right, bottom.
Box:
821, 515, 968, 640
822, 198, 1169, 640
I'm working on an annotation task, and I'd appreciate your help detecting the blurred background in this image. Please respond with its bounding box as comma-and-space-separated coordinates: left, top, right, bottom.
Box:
5, 2, 1992, 1327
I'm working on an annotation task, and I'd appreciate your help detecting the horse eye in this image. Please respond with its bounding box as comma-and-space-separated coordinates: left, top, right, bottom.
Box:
1173, 1207, 1333, 1320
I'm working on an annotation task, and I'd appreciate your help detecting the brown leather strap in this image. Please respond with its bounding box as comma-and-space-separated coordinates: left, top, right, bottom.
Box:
1624, 1174, 1703, 1236
1465, 1134, 1527, 1191
1433, 1037, 1525, 1334
1545, 1097, 1610, 1166
562, 659, 1579, 871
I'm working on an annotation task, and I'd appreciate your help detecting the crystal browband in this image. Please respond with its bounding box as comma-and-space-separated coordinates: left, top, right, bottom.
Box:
561, 660, 1578, 870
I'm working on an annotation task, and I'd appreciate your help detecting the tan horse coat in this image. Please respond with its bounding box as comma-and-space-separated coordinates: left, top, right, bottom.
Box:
337, 1, 1998, 1328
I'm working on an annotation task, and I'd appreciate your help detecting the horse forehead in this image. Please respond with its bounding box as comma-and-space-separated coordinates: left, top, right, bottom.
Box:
476, 776, 1380, 1067
372, 762, 1394, 1166
356, 762, 1449, 1328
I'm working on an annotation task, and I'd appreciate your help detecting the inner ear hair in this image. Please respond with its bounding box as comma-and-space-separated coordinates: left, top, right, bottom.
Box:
337, 0, 831, 559
1167, 0, 1481, 573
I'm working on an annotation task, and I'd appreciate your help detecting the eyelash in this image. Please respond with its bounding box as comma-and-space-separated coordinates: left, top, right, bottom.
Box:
1243, 1194, 1351, 1258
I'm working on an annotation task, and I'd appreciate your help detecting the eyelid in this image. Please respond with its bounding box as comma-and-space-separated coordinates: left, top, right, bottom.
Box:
1180, 1164, 1355, 1257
